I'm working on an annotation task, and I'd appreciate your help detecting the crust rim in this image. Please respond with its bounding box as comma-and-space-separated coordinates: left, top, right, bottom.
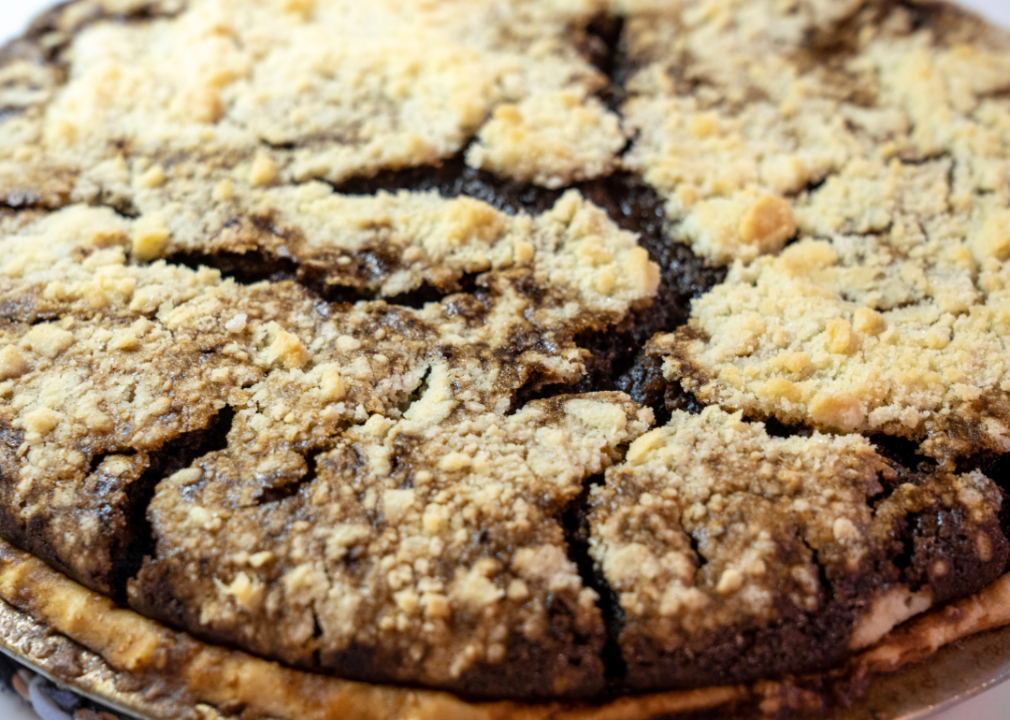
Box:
0, 537, 1008, 720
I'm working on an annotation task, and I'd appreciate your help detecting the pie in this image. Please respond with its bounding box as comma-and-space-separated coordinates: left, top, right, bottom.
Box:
0, 0, 1009, 718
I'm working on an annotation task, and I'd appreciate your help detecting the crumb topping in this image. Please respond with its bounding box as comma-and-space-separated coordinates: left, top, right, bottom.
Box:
0, 186, 655, 695
0, 0, 621, 228
619, 0, 881, 264
589, 406, 1005, 680
632, 1, 1010, 459
134, 391, 649, 693
157, 185, 658, 302
0, 535, 756, 720
466, 92, 626, 189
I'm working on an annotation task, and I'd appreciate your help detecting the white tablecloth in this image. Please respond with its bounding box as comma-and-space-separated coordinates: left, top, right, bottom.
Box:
0, 0, 1008, 717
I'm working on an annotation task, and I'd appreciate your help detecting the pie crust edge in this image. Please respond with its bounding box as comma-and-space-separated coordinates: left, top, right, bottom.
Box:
1, 537, 1008, 720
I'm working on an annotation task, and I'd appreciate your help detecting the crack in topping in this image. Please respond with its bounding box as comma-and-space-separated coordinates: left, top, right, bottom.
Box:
618, 0, 880, 265
164, 186, 660, 303
131, 392, 650, 699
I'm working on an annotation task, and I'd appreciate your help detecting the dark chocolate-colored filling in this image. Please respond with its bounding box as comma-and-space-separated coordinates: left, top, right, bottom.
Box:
901, 504, 1008, 604
0, 406, 234, 601
869, 434, 937, 474
615, 480, 1009, 695
959, 452, 1010, 576
614, 351, 710, 423
313, 634, 607, 702
614, 351, 670, 423
110, 406, 235, 597
561, 477, 629, 683
334, 152, 564, 216
169, 249, 301, 287
620, 601, 859, 693
572, 174, 727, 393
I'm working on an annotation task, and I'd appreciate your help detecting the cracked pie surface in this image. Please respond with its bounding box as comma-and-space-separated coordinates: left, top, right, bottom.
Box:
1, 1, 1010, 718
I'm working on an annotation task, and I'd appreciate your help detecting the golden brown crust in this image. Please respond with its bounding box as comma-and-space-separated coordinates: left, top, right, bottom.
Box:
858, 570, 1010, 674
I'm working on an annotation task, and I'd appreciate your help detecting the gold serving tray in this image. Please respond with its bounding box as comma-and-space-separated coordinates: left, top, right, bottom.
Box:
825, 626, 1010, 720
0, 598, 200, 720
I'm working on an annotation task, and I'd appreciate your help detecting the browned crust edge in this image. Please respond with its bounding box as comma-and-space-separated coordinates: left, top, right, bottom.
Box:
0, 538, 746, 720
0, 537, 1008, 720
857, 568, 1010, 674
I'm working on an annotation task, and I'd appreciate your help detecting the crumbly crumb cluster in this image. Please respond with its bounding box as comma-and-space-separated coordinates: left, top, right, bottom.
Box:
0, 0, 637, 301
156, 184, 659, 303
590, 406, 1006, 686
466, 93, 626, 189
619, 0, 878, 264
0, 204, 425, 592
634, 0, 1010, 460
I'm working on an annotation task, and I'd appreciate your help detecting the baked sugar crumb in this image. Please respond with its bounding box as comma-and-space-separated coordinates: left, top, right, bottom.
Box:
2, 0, 1010, 707
466, 93, 626, 189
1, 0, 620, 217
136, 391, 650, 692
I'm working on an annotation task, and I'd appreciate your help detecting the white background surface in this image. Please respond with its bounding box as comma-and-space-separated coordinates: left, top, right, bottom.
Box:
0, 0, 1008, 718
